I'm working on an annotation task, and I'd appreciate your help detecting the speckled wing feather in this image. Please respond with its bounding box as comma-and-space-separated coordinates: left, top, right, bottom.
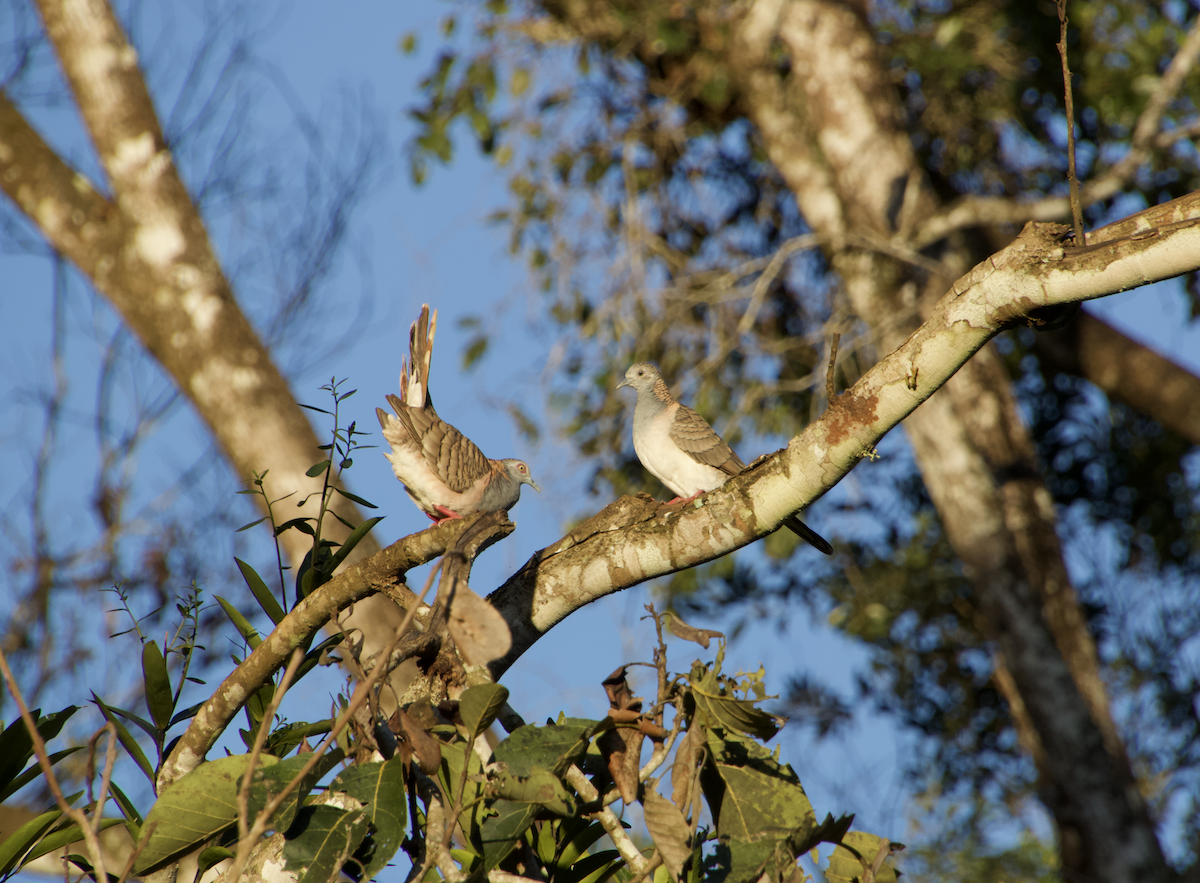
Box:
668, 405, 746, 476
385, 394, 492, 494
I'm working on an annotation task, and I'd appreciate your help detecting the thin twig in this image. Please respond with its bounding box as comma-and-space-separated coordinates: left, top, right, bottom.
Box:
235, 648, 305, 843
1057, 0, 1086, 245
563, 765, 648, 873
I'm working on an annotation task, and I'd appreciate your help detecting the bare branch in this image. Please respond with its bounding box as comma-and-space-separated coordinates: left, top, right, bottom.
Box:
917, 15, 1200, 248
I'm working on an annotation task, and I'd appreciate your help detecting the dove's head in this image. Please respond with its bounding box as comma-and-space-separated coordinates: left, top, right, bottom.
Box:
616, 362, 662, 394
501, 459, 541, 494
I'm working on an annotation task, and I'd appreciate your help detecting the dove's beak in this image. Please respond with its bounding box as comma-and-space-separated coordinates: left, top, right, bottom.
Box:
527, 478, 542, 493
616, 377, 631, 390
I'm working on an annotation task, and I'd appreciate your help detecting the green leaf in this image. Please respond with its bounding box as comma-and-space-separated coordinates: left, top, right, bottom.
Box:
247, 749, 344, 835
192, 847, 235, 883
0, 808, 62, 876
463, 333, 489, 369
262, 719, 335, 759
236, 518, 267, 532
142, 641, 174, 732
333, 487, 378, 509
479, 800, 538, 871
689, 670, 779, 741
169, 699, 208, 728
0, 706, 77, 792
108, 705, 158, 742
493, 718, 598, 777
134, 754, 279, 874
294, 634, 345, 684
306, 460, 331, 478
0, 747, 82, 803
281, 805, 370, 883
826, 832, 900, 883
276, 517, 316, 537
109, 778, 145, 828
23, 818, 125, 865
702, 729, 813, 843
564, 850, 624, 883
216, 596, 262, 649
327, 516, 384, 572
330, 757, 408, 879
236, 557, 286, 625
549, 818, 612, 871
459, 683, 509, 741
490, 767, 575, 815
93, 695, 156, 786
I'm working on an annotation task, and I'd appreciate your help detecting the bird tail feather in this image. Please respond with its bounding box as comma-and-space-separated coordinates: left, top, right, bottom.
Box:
783, 516, 833, 556
401, 304, 438, 409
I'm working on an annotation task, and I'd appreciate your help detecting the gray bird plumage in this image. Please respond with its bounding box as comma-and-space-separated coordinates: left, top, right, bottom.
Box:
377, 305, 539, 523
617, 362, 831, 555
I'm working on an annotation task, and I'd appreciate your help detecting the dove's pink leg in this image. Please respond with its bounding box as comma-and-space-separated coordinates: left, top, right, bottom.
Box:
433, 505, 463, 525
665, 491, 703, 505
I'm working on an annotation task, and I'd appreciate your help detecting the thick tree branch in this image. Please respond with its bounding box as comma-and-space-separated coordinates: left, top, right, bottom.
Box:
157, 515, 513, 790
3, 2, 404, 662
489, 213, 1200, 676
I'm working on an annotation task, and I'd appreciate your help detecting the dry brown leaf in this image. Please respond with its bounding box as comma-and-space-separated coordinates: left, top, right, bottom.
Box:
642, 789, 693, 882
447, 581, 512, 665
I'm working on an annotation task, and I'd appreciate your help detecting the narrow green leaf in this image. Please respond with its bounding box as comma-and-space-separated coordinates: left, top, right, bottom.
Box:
565, 850, 624, 883
306, 460, 331, 478
109, 778, 145, 828
236, 518, 267, 532
92, 695, 155, 786
0, 747, 82, 804
0, 808, 61, 876
263, 719, 335, 759
276, 517, 316, 537
23, 818, 125, 864
236, 558, 286, 625
142, 641, 174, 732
333, 487, 378, 509
327, 517, 384, 572
108, 706, 157, 742
168, 699, 207, 729
216, 596, 262, 649
459, 684, 509, 741
0, 706, 78, 791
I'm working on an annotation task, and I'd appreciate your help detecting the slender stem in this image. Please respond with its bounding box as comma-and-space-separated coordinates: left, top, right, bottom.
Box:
1057, 0, 1086, 245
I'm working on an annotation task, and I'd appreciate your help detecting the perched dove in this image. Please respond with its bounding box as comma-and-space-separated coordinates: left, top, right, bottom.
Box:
617, 362, 832, 555
376, 305, 540, 524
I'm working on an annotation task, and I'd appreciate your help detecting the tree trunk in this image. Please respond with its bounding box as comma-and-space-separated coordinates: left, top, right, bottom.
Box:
729, 1, 1171, 879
